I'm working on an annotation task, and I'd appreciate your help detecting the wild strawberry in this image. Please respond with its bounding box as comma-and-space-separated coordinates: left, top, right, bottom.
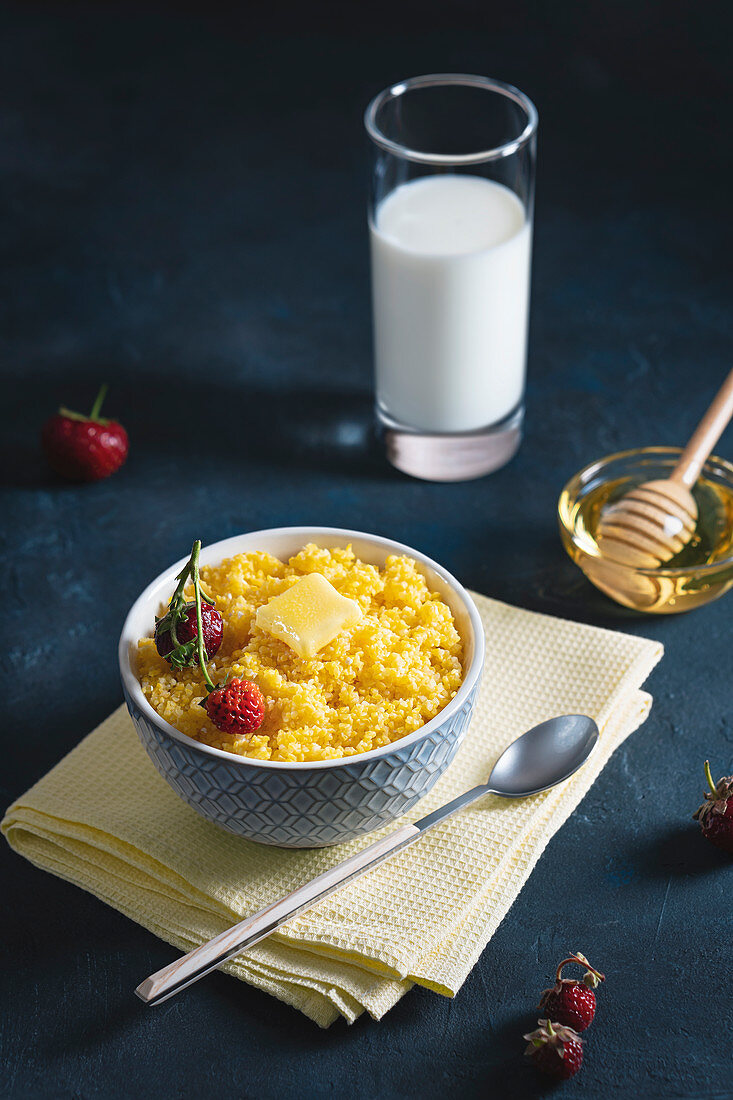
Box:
155, 601, 223, 664
538, 952, 605, 1031
157, 540, 266, 736
693, 761, 733, 855
203, 678, 265, 736
154, 542, 223, 670
524, 1019, 583, 1079
42, 384, 128, 481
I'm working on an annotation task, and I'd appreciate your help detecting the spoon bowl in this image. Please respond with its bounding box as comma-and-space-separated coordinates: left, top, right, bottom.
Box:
488, 714, 599, 797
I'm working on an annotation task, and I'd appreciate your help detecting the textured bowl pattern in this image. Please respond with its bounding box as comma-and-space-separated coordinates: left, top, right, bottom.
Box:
120, 527, 484, 848
123, 680, 480, 847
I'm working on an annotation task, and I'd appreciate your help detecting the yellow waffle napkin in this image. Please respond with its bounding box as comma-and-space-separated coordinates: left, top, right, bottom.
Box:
2, 594, 662, 1027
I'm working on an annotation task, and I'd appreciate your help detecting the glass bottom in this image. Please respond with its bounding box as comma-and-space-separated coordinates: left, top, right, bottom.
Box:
377, 403, 523, 482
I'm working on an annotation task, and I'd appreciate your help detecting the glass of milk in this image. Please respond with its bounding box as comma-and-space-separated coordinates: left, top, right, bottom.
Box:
365, 74, 538, 481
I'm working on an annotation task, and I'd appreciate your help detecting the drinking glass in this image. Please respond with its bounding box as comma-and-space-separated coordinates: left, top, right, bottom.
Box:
365, 74, 538, 481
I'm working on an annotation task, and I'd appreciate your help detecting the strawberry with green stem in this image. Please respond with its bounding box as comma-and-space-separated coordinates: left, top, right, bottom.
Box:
155, 540, 265, 736
154, 541, 223, 668
42, 384, 128, 481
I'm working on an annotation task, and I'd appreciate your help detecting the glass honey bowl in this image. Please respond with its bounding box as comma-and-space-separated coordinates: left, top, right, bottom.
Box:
558, 447, 733, 613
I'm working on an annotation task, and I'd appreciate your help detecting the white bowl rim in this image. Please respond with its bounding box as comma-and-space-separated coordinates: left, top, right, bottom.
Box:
118, 526, 485, 771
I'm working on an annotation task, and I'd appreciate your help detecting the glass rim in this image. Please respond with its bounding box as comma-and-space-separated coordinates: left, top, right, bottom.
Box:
364, 73, 539, 166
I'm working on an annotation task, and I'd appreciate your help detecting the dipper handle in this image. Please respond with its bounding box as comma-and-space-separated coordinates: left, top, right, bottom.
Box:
672, 367, 733, 487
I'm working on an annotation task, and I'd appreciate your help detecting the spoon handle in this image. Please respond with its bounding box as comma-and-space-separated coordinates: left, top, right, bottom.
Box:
673, 366, 733, 487
135, 782, 493, 1007
135, 822, 419, 1006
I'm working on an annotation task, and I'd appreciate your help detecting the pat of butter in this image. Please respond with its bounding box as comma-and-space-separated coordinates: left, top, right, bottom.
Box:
255, 572, 363, 660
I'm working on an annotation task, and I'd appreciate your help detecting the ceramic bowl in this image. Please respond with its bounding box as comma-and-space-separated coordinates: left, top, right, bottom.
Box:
119, 527, 485, 847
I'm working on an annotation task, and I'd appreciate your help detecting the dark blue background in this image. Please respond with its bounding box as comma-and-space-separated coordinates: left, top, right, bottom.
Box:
2, 2, 732, 1097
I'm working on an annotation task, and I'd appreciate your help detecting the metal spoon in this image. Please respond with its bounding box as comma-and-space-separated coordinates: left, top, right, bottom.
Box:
135, 714, 598, 1007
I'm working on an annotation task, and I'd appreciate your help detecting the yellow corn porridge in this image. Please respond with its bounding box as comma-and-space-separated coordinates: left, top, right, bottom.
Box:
136, 544, 465, 762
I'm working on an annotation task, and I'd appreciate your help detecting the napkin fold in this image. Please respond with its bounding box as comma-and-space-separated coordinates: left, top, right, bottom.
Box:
2, 594, 662, 1027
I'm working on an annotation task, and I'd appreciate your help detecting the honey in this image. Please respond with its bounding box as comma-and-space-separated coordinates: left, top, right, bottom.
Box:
559, 451, 733, 613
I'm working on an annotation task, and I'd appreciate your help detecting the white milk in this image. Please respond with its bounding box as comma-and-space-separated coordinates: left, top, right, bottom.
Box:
370, 174, 532, 434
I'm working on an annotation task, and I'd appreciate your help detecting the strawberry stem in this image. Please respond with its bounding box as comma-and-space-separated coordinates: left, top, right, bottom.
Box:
166, 550, 194, 649
89, 384, 109, 420
555, 954, 605, 985
156, 539, 218, 673
190, 540, 217, 694
704, 760, 716, 796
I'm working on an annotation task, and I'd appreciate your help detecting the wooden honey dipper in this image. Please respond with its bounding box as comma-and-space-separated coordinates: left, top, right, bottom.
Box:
596, 367, 733, 568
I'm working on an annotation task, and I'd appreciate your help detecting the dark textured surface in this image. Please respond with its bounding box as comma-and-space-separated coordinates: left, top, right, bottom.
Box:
2, 2, 732, 1097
